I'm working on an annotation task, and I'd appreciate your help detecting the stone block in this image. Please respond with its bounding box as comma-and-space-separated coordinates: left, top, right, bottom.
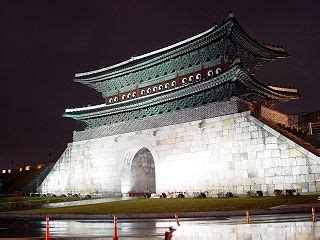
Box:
250, 131, 259, 139
262, 158, 271, 168
235, 127, 242, 134
295, 173, 305, 183
281, 166, 292, 175
266, 136, 277, 144
309, 165, 320, 174
249, 125, 258, 132
264, 150, 272, 159
264, 168, 274, 177
273, 167, 282, 176
271, 149, 280, 158
305, 174, 315, 183
257, 151, 264, 159
248, 169, 257, 178
240, 132, 249, 140
301, 183, 309, 192
289, 148, 303, 158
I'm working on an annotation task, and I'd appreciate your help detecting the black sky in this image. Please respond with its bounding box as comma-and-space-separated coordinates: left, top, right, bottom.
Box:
0, 0, 319, 169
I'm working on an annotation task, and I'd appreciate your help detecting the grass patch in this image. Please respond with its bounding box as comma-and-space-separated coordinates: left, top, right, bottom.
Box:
9, 194, 319, 215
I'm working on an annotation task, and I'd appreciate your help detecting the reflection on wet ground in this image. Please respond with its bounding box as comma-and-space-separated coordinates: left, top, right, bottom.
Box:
0, 213, 319, 239
42, 197, 133, 208
0, 197, 133, 212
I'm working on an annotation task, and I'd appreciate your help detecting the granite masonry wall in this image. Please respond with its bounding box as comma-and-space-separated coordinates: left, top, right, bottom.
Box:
40, 107, 320, 196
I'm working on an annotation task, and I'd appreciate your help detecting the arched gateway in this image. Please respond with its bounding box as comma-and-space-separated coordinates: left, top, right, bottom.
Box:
130, 148, 156, 194
121, 146, 156, 195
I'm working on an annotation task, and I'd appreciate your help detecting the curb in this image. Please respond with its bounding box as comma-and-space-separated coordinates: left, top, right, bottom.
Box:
0, 207, 316, 220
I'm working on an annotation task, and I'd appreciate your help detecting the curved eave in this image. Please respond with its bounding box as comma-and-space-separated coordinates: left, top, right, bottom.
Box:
65, 64, 298, 121
74, 17, 287, 85
237, 67, 299, 101
230, 19, 288, 60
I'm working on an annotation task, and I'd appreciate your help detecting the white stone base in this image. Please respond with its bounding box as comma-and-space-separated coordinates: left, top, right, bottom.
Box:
39, 111, 320, 196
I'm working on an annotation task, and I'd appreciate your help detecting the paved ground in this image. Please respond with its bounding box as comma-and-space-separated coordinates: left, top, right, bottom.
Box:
0, 213, 319, 239
2, 202, 320, 220
41, 197, 133, 208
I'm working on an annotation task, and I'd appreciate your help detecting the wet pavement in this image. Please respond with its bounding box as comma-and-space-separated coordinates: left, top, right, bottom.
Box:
0, 213, 319, 239
0, 197, 134, 212
42, 197, 133, 208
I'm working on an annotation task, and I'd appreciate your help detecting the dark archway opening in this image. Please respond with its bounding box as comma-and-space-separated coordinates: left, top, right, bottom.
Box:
130, 148, 156, 194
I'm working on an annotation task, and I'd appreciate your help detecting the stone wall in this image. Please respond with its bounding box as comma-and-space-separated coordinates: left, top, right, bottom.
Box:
40, 109, 320, 196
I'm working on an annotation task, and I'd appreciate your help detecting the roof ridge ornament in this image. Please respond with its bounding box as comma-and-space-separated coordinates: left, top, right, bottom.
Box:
231, 57, 241, 66
225, 11, 235, 21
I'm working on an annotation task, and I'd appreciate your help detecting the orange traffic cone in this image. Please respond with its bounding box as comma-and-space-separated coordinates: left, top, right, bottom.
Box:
246, 210, 250, 224
45, 215, 50, 240
312, 207, 316, 222
113, 214, 119, 240
174, 212, 180, 226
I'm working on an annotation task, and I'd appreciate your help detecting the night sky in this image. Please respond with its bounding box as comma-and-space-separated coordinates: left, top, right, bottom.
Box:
0, 1, 319, 169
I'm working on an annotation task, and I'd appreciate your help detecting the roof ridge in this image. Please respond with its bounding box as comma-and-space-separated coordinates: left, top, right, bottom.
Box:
75, 25, 218, 78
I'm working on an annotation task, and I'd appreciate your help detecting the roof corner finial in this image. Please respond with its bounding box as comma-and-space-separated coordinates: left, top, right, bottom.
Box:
232, 57, 241, 65
227, 11, 235, 19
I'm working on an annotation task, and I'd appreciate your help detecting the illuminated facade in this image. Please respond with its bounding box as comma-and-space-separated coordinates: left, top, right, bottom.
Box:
40, 13, 320, 196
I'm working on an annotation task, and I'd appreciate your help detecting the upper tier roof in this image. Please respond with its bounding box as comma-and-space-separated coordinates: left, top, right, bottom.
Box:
74, 14, 288, 96
75, 27, 216, 78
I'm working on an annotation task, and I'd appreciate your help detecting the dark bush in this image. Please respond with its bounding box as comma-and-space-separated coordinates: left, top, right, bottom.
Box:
256, 191, 263, 197
274, 189, 283, 197
285, 189, 296, 196
178, 193, 185, 198
199, 192, 207, 198
247, 191, 255, 197
226, 192, 233, 198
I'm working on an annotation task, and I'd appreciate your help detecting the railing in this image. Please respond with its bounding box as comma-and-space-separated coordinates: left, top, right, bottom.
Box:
309, 122, 320, 135
0, 193, 16, 198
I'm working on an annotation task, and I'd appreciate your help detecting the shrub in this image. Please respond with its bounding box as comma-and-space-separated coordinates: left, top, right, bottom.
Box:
161, 192, 167, 198
256, 191, 263, 197
226, 192, 233, 198
199, 192, 207, 198
274, 189, 284, 197
285, 189, 296, 196
178, 193, 185, 198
